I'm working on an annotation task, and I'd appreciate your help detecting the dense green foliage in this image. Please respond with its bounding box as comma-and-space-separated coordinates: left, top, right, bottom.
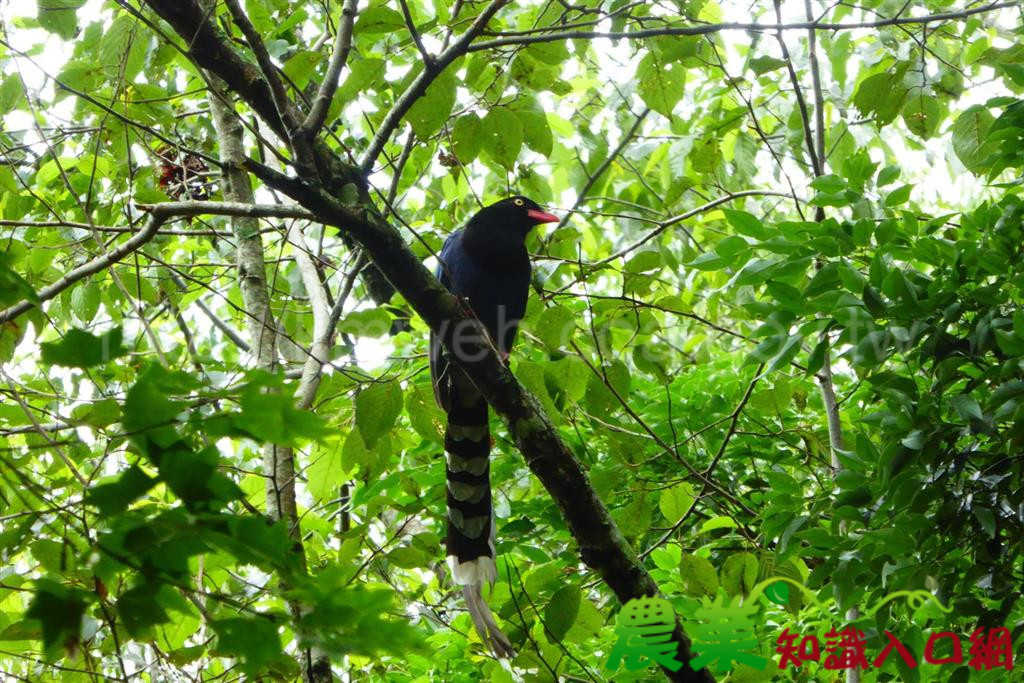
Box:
0, 1, 1022, 681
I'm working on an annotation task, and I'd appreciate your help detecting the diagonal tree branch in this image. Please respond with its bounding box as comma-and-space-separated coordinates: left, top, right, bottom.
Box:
554, 107, 649, 231
398, 0, 432, 65
357, 0, 509, 172
0, 210, 167, 324
302, 0, 360, 137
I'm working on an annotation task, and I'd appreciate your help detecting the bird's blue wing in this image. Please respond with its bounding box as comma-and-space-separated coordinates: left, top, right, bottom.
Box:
430, 232, 460, 409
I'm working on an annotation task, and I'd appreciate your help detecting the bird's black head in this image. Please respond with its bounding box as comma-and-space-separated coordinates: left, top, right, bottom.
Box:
467, 196, 559, 234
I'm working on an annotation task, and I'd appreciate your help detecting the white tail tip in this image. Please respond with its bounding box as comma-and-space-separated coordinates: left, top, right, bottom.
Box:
463, 583, 516, 659
447, 555, 497, 586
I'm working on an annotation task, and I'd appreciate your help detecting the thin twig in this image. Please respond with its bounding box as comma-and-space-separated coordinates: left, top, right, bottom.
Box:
468, 2, 1016, 51
303, 0, 359, 136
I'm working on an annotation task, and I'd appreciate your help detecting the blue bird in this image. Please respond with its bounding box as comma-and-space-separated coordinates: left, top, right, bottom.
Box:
429, 196, 558, 656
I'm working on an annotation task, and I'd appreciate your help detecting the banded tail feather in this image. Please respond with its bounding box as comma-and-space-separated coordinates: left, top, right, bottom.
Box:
441, 368, 514, 657
428, 196, 558, 657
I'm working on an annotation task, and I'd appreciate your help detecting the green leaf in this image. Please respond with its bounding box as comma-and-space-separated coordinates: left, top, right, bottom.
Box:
721, 552, 758, 597
236, 384, 332, 446
355, 381, 403, 447
408, 68, 457, 140
85, 465, 156, 515
951, 395, 985, 423
99, 15, 144, 80
510, 95, 553, 157
480, 106, 523, 170
951, 106, 996, 173
744, 334, 785, 366
70, 284, 101, 322
337, 58, 386, 102
722, 208, 766, 239
901, 95, 941, 139
624, 251, 661, 273
283, 51, 322, 90
534, 304, 575, 349
122, 364, 194, 446
40, 327, 127, 368
37, 0, 87, 40
973, 507, 996, 538
687, 251, 730, 270
117, 582, 172, 638
853, 71, 907, 124
749, 56, 787, 74
338, 308, 393, 337
658, 483, 694, 522
451, 114, 483, 163
810, 174, 846, 194
405, 381, 444, 441
636, 53, 685, 118
679, 554, 719, 597
691, 137, 721, 173
26, 578, 90, 658
287, 574, 425, 656
884, 184, 913, 207
700, 516, 738, 533
0, 75, 25, 116
157, 444, 242, 511
0, 251, 39, 306
211, 617, 285, 675
544, 584, 581, 642
306, 439, 346, 502
71, 397, 120, 427
355, 6, 405, 33
876, 165, 900, 187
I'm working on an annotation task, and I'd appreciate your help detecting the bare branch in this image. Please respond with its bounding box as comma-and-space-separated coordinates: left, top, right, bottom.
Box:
468, 2, 1017, 52
358, 0, 509, 172
135, 200, 315, 220
303, 0, 360, 137
774, 0, 822, 178
288, 224, 332, 410
221, 0, 299, 135
399, 0, 432, 64
805, 0, 826, 172
598, 190, 793, 266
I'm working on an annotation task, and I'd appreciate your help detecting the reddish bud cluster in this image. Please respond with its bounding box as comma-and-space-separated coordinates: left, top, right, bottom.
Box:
156, 146, 212, 200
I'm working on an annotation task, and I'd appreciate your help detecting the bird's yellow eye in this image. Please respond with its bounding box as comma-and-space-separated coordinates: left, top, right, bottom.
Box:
514, 198, 524, 206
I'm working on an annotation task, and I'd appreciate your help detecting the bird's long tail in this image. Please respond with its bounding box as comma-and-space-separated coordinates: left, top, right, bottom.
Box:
444, 372, 514, 658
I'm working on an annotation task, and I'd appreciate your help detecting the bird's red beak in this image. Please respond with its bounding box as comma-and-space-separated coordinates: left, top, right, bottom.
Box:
527, 209, 559, 224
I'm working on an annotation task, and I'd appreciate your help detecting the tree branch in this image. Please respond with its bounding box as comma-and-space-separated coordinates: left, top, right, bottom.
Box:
221, 0, 300, 136
398, 0, 432, 65
0, 210, 167, 325
288, 223, 333, 410
205, 60, 332, 682
598, 190, 792, 266
773, 0, 822, 178
140, 2, 289, 140
358, 0, 509, 172
135, 200, 315, 220
468, 2, 1016, 52
302, 0, 359, 137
